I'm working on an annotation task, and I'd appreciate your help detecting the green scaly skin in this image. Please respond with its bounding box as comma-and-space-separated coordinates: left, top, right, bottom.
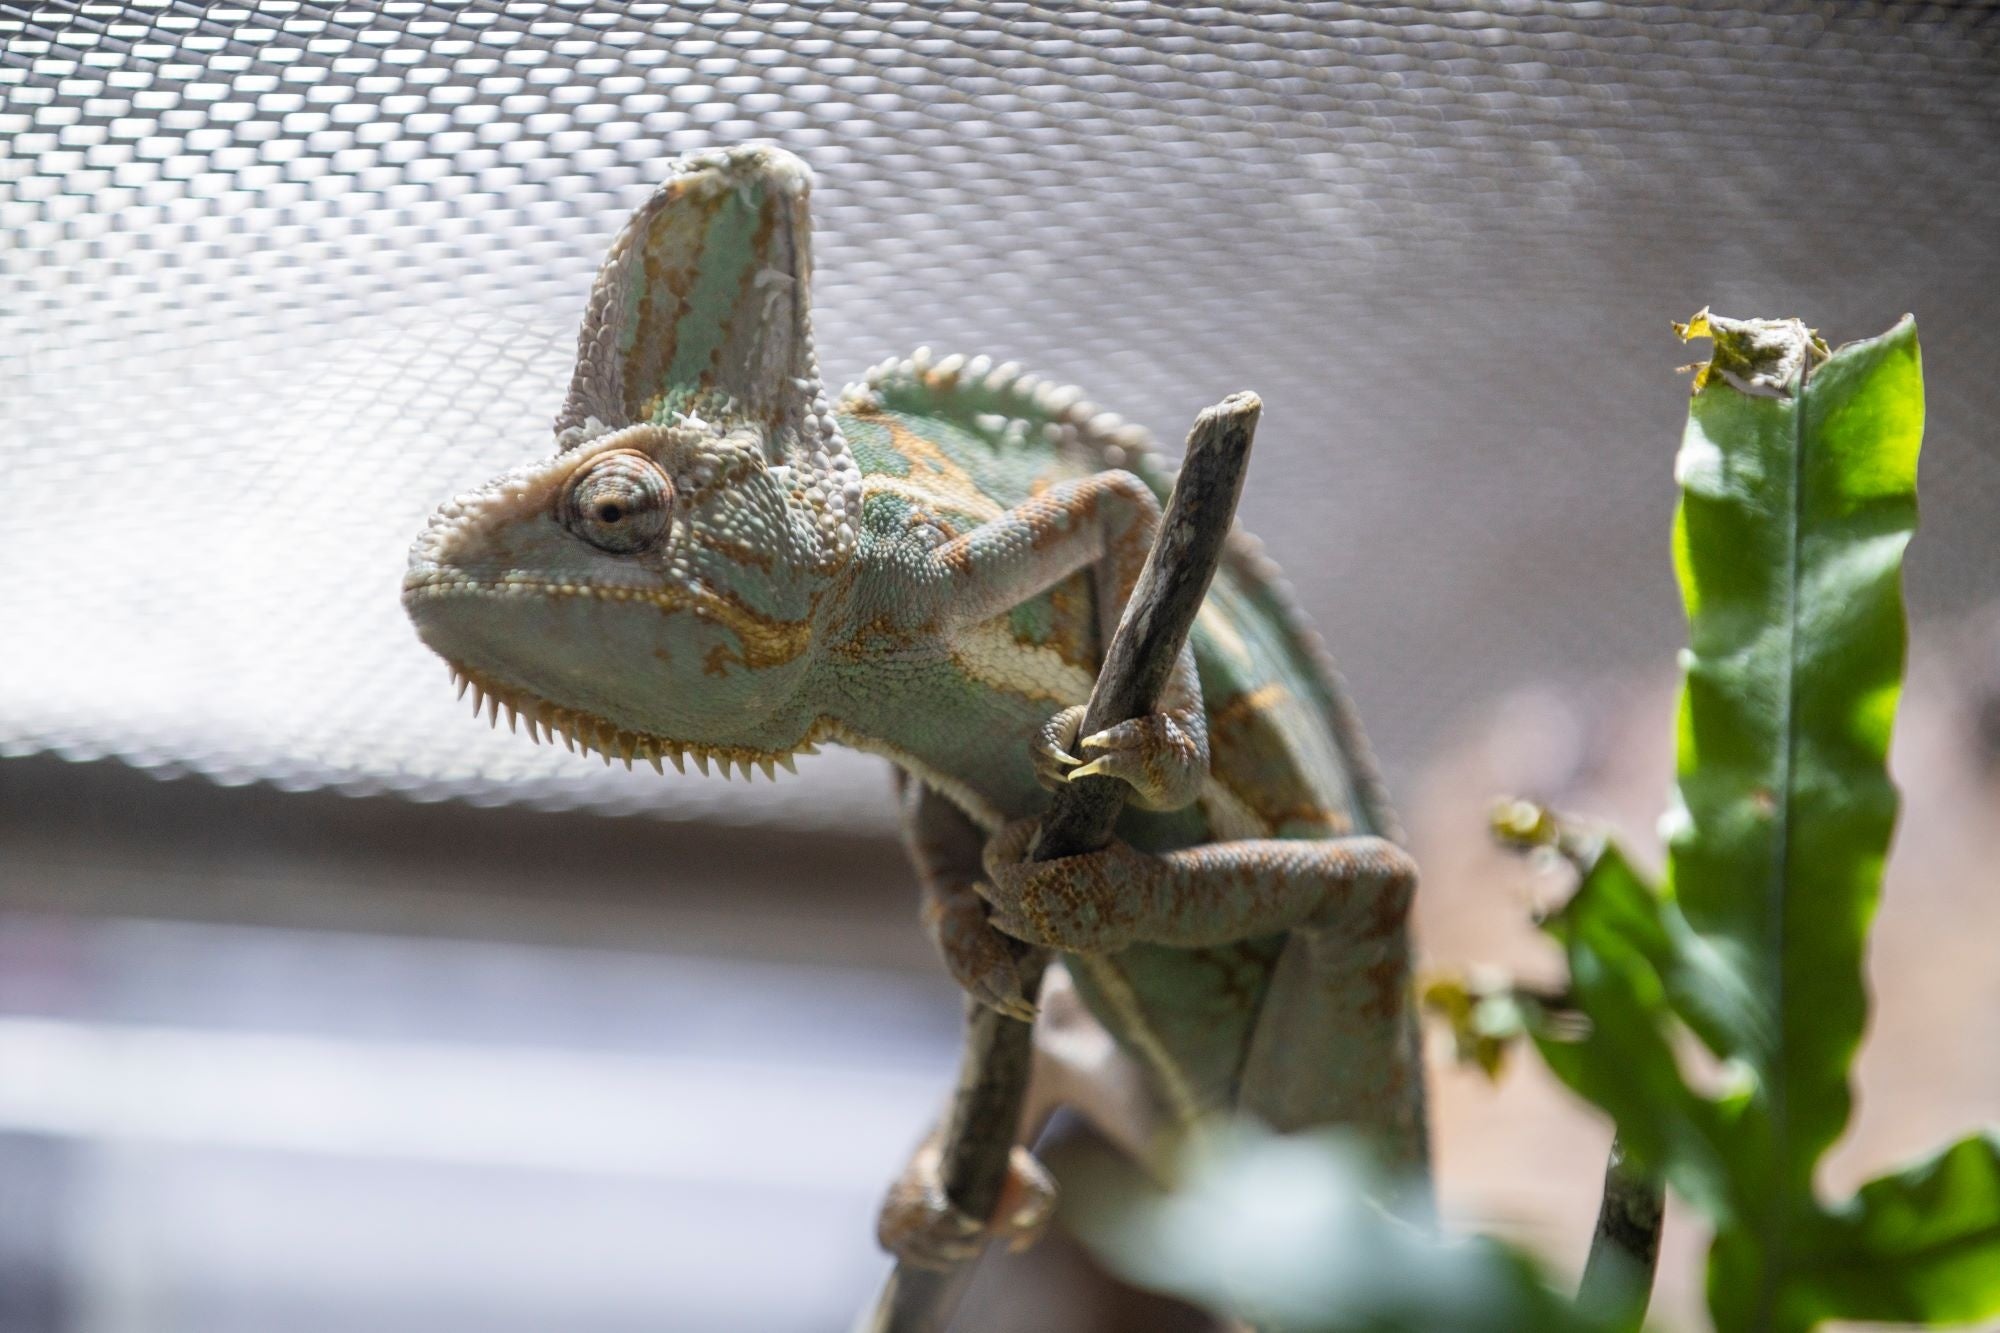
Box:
402, 147, 1428, 1265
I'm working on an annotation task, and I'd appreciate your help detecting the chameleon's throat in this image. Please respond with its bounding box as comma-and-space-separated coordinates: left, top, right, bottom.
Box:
439, 660, 825, 782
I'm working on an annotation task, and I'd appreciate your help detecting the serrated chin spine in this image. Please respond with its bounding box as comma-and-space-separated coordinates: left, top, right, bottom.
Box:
445, 662, 818, 782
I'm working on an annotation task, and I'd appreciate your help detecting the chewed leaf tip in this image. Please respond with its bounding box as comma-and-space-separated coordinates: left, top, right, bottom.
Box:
1673, 308, 1829, 397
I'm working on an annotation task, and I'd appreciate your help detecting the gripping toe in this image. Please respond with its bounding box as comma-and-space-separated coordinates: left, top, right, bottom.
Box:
922, 877, 1037, 1021
877, 1137, 1057, 1270
1029, 704, 1090, 792
1064, 711, 1206, 810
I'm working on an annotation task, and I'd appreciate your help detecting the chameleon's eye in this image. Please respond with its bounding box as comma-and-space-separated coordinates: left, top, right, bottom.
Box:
562, 450, 674, 555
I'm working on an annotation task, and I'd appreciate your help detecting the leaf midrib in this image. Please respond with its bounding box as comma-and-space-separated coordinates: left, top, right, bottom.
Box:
1756, 356, 1813, 1328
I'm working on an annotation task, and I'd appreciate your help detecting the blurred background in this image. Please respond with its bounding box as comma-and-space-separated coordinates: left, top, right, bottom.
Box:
3, 3, 1998, 1330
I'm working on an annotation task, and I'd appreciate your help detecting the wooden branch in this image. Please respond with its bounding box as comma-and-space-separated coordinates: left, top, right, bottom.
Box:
861, 391, 1263, 1333
1577, 1135, 1665, 1326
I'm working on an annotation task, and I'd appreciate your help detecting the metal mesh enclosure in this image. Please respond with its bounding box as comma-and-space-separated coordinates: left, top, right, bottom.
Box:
5, 1, 1997, 832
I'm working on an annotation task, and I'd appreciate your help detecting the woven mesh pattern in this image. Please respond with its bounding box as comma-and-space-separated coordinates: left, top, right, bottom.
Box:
5, 2, 1997, 831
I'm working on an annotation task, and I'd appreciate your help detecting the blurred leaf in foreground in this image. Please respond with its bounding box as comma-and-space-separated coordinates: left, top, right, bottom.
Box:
1063, 1121, 1607, 1333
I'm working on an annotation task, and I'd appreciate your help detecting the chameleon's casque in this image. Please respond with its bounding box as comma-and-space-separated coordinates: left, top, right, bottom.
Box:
405, 148, 857, 775
404, 145, 1426, 1261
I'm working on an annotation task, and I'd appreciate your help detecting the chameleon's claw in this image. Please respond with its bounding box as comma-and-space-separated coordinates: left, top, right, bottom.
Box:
965, 955, 1038, 1023
993, 994, 1040, 1025
1029, 704, 1091, 793
1041, 712, 1207, 811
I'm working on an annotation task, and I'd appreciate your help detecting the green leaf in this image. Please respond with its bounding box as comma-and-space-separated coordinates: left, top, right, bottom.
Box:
1530, 844, 1740, 1227
1668, 314, 1925, 1331
1062, 1122, 1610, 1333
1667, 313, 1920, 1207
1517, 315, 1986, 1332
1809, 1131, 2000, 1324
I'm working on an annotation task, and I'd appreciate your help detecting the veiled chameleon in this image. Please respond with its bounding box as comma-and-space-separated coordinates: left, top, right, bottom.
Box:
403, 146, 1425, 1264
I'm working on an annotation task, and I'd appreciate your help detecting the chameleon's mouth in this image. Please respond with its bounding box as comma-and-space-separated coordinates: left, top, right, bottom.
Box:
441, 659, 822, 782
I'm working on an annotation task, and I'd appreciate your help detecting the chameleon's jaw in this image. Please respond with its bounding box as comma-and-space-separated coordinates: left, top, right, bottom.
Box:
404, 537, 827, 783
433, 657, 818, 782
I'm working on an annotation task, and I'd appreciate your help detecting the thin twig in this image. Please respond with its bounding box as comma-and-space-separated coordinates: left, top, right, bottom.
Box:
860, 392, 1264, 1333
1577, 1135, 1665, 1328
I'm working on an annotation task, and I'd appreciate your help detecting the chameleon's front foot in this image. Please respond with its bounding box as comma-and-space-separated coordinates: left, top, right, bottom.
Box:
1031, 703, 1206, 811
876, 1132, 1057, 1270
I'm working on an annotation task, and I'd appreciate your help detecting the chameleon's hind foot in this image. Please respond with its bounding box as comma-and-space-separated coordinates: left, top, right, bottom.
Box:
1030, 703, 1205, 811
877, 1135, 1057, 1270
979, 817, 1154, 952
922, 882, 1037, 1022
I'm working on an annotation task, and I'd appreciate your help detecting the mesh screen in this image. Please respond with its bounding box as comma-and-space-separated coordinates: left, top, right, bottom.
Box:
5, 1, 1997, 832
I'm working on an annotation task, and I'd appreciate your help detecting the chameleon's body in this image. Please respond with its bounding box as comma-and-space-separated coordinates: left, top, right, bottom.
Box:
403, 147, 1425, 1258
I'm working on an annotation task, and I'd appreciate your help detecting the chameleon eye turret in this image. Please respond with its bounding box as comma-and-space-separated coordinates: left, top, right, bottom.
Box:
562, 450, 673, 555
